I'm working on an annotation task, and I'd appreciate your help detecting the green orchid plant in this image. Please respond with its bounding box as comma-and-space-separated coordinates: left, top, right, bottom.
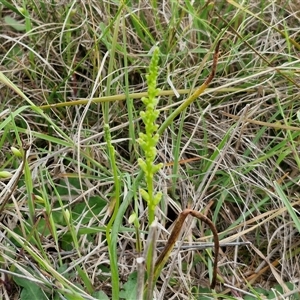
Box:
137, 47, 163, 226
135, 42, 222, 299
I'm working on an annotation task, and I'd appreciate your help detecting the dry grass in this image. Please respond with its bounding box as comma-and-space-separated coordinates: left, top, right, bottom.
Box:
1, 0, 300, 299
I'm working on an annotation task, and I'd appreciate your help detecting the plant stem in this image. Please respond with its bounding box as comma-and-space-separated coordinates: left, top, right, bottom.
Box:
157, 39, 222, 136
104, 124, 121, 299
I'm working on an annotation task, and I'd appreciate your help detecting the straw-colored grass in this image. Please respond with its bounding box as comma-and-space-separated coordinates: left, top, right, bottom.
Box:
1, 1, 300, 299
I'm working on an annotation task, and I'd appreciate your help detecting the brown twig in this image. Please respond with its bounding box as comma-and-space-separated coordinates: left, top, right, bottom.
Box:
157, 39, 222, 136
204, 38, 222, 86
189, 210, 219, 289
154, 209, 219, 289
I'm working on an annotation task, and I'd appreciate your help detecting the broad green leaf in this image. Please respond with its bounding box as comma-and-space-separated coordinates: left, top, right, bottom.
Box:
14, 275, 47, 300
119, 271, 138, 299
92, 291, 110, 300
72, 195, 106, 224
20, 287, 47, 300
4, 16, 26, 31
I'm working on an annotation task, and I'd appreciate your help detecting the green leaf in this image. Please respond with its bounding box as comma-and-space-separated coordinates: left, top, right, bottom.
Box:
4, 16, 26, 31
72, 195, 106, 224
119, 271, 138, 299
92, 291, 110, 300
63, 293, 85, 300
75, 265, 93, 294
56, 178, 81, 196
20, 287, 47, 300
274, 181, 300, 233
196, 286, 213, 300
57, 264, 76, 280
13, 276, 48, 300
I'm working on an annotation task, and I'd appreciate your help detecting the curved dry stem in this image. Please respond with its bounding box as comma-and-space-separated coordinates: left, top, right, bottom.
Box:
154, 209, 219, 289
157, 39, 222, 136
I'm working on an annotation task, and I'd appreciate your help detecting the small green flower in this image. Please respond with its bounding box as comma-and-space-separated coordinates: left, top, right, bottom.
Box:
137, 47, 162, 224
0, 171, 12, 178
140, 188, 150, 203
11, 146, 22, 157
128, 213, 137, 224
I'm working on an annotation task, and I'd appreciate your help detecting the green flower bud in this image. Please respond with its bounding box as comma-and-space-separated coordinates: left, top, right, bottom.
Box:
11, 147, 22, 158
137, 46, 162, 224
65, 209, 70, 222
128, 213, 137, 224
34, 194, 45, 204
153, 192, 162, 205
140, 188, 150, 203
0, 171, 12, 178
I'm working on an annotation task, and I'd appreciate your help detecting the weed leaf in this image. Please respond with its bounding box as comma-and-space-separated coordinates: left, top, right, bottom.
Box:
13, 276, 47, 300
119, 271, 138, 299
